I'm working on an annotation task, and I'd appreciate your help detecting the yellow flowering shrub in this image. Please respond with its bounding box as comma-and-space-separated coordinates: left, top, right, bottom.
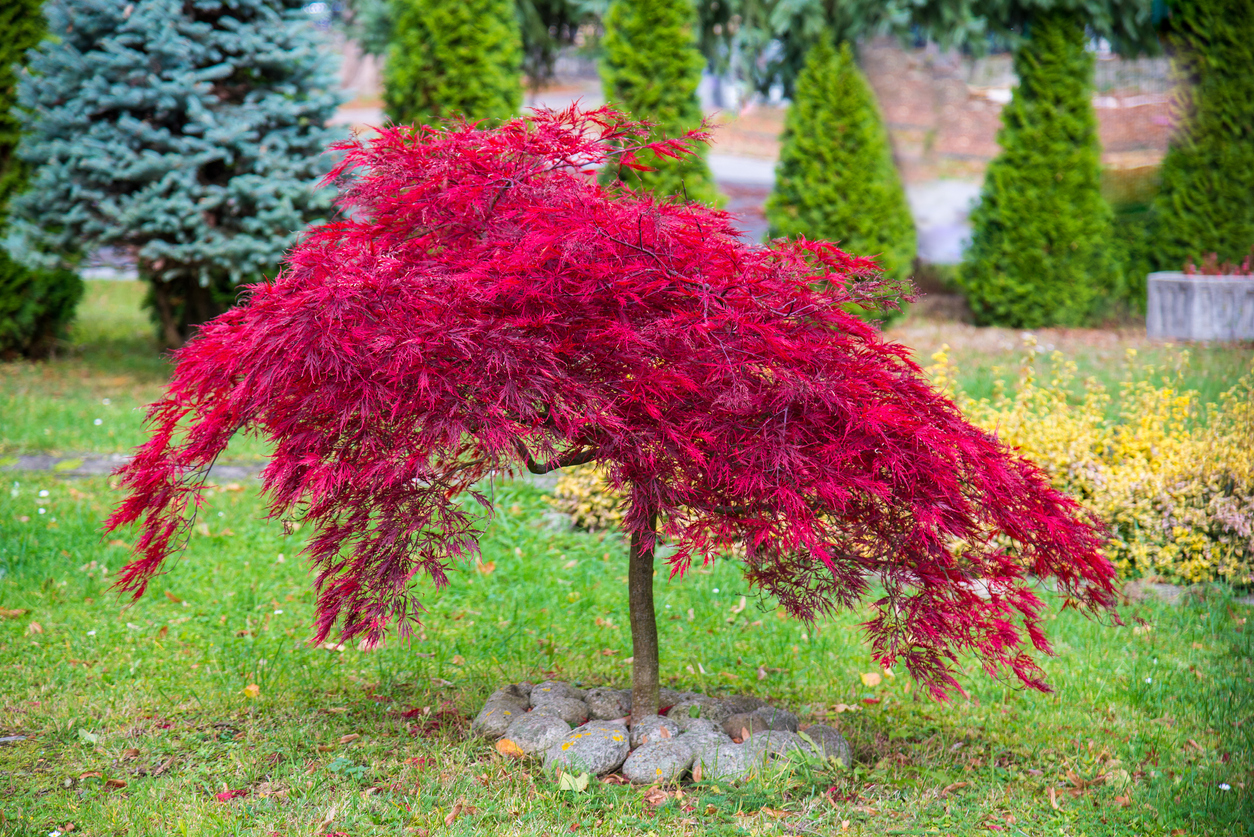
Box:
929, 339, 1253, 585
551, 339, 1253, 585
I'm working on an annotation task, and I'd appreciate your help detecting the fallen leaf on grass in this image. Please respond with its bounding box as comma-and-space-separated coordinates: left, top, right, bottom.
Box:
1048, 787, 1060, 810
0, 608, 27, 618
559, 772, 591, 793
104, 779, 127, 790
78, 772, 102, 779
730, 596, 747, 614
444, 799, 477, 826
1113, 795, 1131, 807
26, 622, 42, 635
758, 807, 793, 819
121, 748, 140, 760
215, 788, 248, 802
152, 758, 175, 776
860, 672, 882, 688
642, 787, 674, 807
496, 739, 525, 758
831, 703, 861, 713
940, 782, 969, 797
156, 626, 168, 641
164, 592, 182, 603
339, 734, 360, 744
242, 684, 260, 699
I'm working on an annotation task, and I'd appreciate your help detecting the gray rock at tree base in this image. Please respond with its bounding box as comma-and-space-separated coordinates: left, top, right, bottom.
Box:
630, 714, 681, 748
471, 701, 526, 739
745, 729, 812, 761
800, 725, 852, 768
722, 694, 769, 715
666, 696, 732, 727
530, 680, 586, 707
515, 681, 535, 696
751, 705, 799, 732
531, 697, 589, 727
544, 722, 631, 776
486, 684, 531, 710
673, 716, 722, 736
722, 712, 771, 740
500, 713, 572, 755
692, 740, 754, 782
679, 729, 735, 764
622, 739, 695, 784
584, 687, 631, 720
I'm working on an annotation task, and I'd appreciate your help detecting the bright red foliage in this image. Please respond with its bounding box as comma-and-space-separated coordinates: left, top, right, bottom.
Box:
107, 107, 1116, 698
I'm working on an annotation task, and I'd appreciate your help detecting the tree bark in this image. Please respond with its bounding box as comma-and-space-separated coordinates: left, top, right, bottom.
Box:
628, 507, 660, 719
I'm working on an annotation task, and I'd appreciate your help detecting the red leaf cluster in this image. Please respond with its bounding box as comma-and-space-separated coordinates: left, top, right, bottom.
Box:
106, 107, 1116, 697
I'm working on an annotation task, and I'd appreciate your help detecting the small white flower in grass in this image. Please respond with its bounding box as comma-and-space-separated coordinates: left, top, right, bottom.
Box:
1218, 783, 1231, 791
1145, 677, 1153, 684
38, 508, 46, 515
87, 630, 96, 636
93, 418, 103, 426
274, 610, 283, 615
712, 588, 719, 593
38, 490, 49, 498
49, 830, 62, 837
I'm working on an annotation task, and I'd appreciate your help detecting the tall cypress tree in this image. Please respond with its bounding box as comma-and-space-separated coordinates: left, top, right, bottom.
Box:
1150, 0, 1254, 270
600, 0, 718, 204
766, 39, 915, 321
960, 10, 1117, 328
9, 0, 343, 349
0, 0, 82, 360
383, 0, 523, 127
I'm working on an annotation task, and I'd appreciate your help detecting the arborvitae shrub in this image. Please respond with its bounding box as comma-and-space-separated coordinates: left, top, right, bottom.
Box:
1150, 0, 1254, 270
9, 0, 343, 349
600, 0, 719, 204
383, 0, 523, 127
0, 0, 82, 359
765, 40, 916, 324
960, 11, 1118, 327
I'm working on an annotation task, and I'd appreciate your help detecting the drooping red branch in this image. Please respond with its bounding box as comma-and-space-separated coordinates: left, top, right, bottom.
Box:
107, 106, 1116, 697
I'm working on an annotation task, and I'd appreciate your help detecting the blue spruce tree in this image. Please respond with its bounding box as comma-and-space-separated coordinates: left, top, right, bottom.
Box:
8, 0, 345, 348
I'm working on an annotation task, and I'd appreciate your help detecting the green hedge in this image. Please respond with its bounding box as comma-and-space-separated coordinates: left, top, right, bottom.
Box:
384, 0, 523, 127
765, 40, 916, 324
599, 0, 718, 204
960, 10, 1118, 327
1149, 0, 1254, 270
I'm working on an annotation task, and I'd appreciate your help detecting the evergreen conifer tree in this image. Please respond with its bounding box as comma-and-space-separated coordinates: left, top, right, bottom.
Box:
600, 0, 718, 204
766, 39, 915, 322
0, 0, 82, 360
8, 0, 344, 349
383, 0, 523, 127
1149, 0, 1254, 271
960, 10, 1117, 328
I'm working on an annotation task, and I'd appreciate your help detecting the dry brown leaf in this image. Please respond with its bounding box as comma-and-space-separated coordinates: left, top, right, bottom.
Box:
339, 734, 360, 744
242, 683, 260, 699
104, 778, 127, 790
1048, 787, 1060, 810
156, 626, 168, 641
756, 665, 768, 681
1114, 795, 1131, 807
152, 758, 174, 776
79, 771, 102, 779
758, 807, 793, 819
0, 608, 27, 618
496, 739, 525, 758
940, 781, 969, 797
860, 672, 882, 688
730, 596, 747, 614
164, 591, 182, 603
642, 787, 672, 807
121, 748, 140, 760
26, 621, 42, 635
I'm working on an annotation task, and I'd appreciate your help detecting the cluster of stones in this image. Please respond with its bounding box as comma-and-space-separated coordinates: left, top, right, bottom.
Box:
470, 681, 851, 784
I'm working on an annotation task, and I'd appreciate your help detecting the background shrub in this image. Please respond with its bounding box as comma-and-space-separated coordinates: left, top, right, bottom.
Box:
383, 0, 523, 126
930, 343, 1254, 587
1149, 0, 1254, 271
8, 0, 343, 349
960, 10, 1118, 327
599, 0, 719, 203
0, 0, 82, 359
765, 39, 916, 324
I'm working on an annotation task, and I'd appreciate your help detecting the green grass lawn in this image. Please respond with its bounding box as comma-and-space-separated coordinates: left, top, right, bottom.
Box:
0, 477, 1250, 836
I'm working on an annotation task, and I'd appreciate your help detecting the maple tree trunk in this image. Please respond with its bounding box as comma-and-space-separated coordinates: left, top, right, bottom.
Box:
628, 508, 660, 719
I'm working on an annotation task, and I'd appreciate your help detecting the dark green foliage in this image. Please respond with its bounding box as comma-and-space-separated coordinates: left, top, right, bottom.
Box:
766, 40, 915, 322
960, 10, 1118, 328
383, 0, 523, 126
0, 0, 82, 359
1149, 0, 1254, 271
9, 0, 344, 349
600, 0, 718, 204
0, 254, 82, 360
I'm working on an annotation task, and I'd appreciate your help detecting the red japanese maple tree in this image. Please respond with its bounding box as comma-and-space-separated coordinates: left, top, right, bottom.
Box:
107, 107, 1116, 716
